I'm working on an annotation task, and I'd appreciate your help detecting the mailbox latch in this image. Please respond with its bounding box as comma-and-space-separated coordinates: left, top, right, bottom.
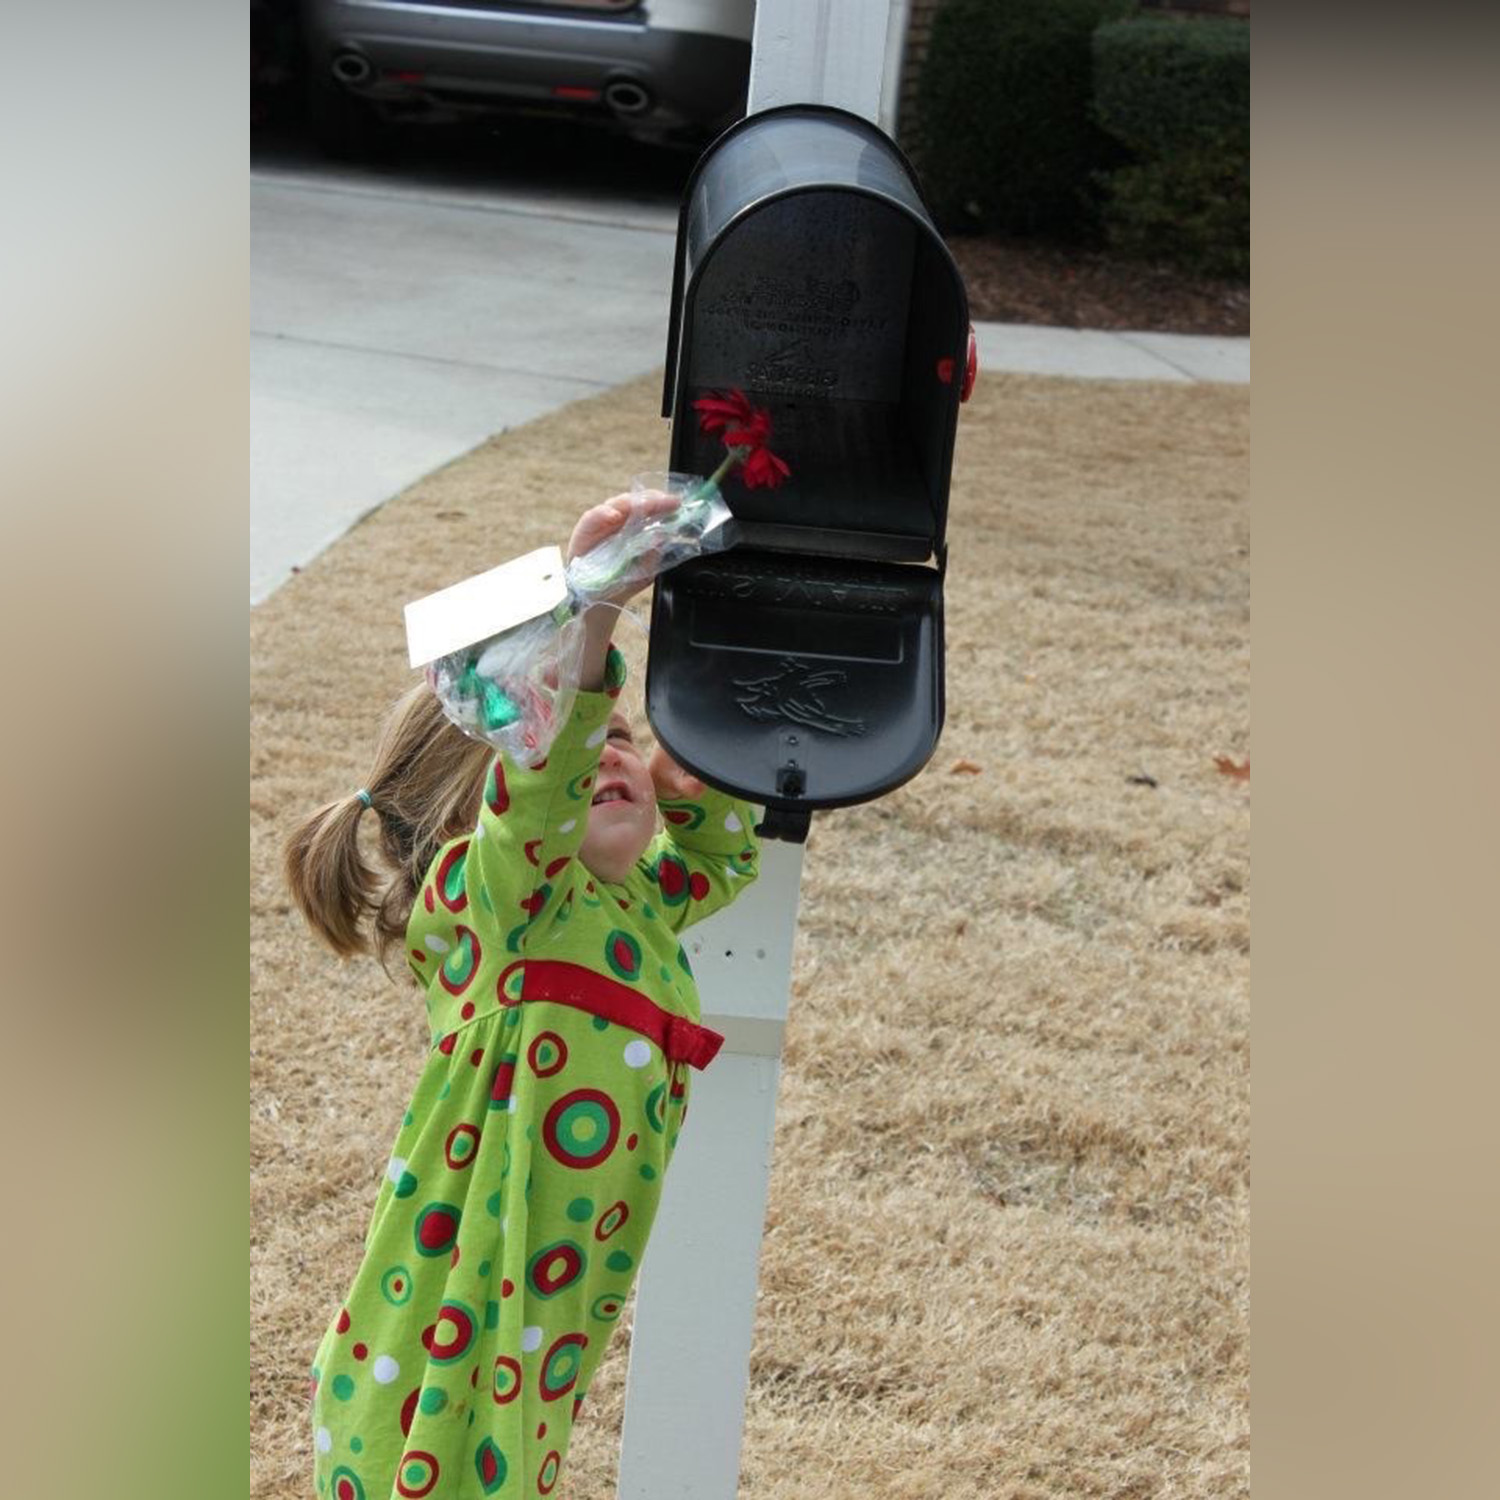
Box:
754, 756, 811, 843
754, 804, 812, 844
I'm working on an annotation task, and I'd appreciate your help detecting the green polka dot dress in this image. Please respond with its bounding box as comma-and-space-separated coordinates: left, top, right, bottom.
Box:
310, 653, 760, 1499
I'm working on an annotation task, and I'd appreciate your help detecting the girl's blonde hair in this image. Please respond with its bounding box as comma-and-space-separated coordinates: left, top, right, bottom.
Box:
284, 684, 493, 968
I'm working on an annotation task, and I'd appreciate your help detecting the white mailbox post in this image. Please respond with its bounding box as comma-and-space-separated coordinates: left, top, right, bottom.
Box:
617, 4, 903, 1496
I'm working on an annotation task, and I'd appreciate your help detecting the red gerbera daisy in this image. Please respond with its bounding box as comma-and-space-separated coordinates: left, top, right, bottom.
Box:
691, 388, 792, 492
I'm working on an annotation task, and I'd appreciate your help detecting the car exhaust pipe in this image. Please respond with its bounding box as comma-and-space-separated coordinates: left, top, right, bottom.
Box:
602, 79, 652, 117
331, 52, 372, 86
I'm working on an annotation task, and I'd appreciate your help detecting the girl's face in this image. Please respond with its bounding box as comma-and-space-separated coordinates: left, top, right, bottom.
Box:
578, 711, 658, 884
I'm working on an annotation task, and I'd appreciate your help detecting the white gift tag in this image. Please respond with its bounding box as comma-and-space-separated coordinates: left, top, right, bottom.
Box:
404, 545, 569, 668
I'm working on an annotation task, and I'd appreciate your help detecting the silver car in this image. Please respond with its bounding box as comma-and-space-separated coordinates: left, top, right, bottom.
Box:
303, 0, 753, 155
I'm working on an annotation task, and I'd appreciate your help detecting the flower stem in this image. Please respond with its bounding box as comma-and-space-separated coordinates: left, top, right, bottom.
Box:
694, 444, 749, 500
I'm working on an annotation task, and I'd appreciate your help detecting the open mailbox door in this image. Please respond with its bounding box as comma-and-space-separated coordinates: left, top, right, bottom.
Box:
647, 104, 974, 841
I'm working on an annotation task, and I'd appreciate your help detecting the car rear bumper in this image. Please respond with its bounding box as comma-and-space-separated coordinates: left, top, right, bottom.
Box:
305, 1, 749, 131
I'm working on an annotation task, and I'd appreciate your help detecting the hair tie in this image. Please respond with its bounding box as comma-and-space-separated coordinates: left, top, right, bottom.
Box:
355, 789, 373, 809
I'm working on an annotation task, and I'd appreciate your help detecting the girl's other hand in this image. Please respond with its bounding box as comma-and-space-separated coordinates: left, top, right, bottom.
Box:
648, 743, 706, 802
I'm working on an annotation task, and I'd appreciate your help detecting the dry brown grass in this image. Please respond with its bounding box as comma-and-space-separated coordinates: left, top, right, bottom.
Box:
251, 369, 1249, 1499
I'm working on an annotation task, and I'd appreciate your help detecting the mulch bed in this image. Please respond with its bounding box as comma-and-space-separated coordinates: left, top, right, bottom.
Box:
947, 232, 1250, 337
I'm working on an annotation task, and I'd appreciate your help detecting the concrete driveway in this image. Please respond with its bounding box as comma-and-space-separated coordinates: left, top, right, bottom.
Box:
251, 130, 1247, 605
251, 129, 687, 603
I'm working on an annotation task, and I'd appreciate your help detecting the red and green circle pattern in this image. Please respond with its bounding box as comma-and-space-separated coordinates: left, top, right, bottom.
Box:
538, 1450, 562, 1494
439, 926, 481, 995
492, 1354, 522, 1405
413, 1203, 461, 1258
330, 1467, 365, 1500
604, 930, 642, 981
591, 1292, 625, 1323
435, 843, 469, 913
486, 761, 509, 815
654, 853, 690, 906
380, 1265, 413, 1306
645, 1083, 666, 1135
395, 1450, 440, 1497
496, 960, 525, 1005
519, 882, 552, 919
528, 1032, 568, 1078
474, 1437, 508, 1494
427, 1300, 478, 1364
594, 1201, 629, 1240
540, 1333, 588, 1402
543, 1089, 620, 1169
527, 1239, 586, 1299
488, 1054, 518, 1111
445, 1123, 480, 1170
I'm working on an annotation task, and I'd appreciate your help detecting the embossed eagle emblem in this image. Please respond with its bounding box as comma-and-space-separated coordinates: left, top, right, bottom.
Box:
732, 658, 867, 737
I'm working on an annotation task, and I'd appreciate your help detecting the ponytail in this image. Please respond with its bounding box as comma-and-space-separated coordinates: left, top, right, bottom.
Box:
283, 793, 382, 960
283, 683, 493, 969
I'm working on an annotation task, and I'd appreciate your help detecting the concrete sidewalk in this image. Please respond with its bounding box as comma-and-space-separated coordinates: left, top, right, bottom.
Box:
251, 166, 1247, 604
971, 321, 1248, 385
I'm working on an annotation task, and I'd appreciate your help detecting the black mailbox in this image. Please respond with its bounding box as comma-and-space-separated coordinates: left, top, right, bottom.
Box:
646, 104, 973, 842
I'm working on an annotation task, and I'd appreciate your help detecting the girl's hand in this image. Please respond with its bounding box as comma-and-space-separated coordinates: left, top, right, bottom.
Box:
566, 491, 681, 603
648, 743, 706, 802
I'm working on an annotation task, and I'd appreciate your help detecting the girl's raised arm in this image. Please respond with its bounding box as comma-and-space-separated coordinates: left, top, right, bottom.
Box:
462, 489, 673, 940
461, 642, 624, 945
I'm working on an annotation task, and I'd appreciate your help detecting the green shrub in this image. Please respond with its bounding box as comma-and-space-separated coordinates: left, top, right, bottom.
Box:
1092, 17, 1250, 278
911, 0, 1136, 237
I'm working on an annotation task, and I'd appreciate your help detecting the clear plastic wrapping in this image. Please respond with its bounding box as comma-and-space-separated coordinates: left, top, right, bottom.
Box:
425, 475, 734, 766
425, 604, 586, 766
564, 474, 732, 605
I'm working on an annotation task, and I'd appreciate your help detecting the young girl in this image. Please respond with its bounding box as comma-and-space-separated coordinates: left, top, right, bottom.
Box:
285, 495, 761, 1500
